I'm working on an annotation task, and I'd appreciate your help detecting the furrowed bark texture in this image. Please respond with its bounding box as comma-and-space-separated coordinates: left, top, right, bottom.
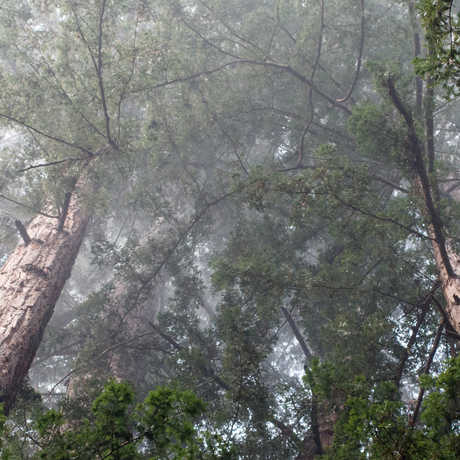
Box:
431, 239, 460, 334
0, 175, 91, 414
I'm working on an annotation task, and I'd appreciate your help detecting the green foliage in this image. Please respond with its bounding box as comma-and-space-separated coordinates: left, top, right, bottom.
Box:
0, 404, 8, 459
137, 386, 206, 458
1, 1, 458, 459
320, 357, 460, 459
348, 102, 407, 166
416, 0, 460, 97
4, 381, 233, 459
421, 355, 460, 447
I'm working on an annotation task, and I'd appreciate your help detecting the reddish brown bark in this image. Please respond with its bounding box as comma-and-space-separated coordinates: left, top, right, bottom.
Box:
0, 173, 91, 414
430, 238, 460, 335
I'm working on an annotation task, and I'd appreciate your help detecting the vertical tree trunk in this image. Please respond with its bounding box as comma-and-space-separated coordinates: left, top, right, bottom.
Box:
0, 173, 91, 414
430, 240, 460, 334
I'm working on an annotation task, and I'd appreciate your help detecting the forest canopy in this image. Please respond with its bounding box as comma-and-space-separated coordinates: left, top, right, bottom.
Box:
0, 0, 459, 459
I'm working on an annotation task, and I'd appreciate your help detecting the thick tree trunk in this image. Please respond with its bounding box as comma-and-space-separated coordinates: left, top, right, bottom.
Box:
431, 239, 460, 335
0, 174, 91, 414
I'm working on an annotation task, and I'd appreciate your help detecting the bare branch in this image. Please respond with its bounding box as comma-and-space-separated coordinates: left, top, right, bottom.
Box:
408, 0, 423, 117
297, 0, 324, 167
336, 0, 365, 103
17, 158, 85, 173
0, 113, 95, 156
281, 306, 314, 362
0, 193, 58, 219
196, 0, 267, 56
96, 0, 113, 145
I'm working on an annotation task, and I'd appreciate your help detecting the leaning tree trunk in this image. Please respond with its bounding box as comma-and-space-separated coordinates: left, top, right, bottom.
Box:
0, 172, 91, 414
67, 219, 176, 398
385, 77, 460, 339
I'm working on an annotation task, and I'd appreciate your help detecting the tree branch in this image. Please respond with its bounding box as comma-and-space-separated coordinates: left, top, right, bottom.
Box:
96, 0, 113, 145
395, 282, 439, 386
385, 77, 455, 276
17, 158, 85, 173
0, 193, 58, 219
0, 113, 95, 156
14, 219, 31, 245
57, 192, 72, 232
281, 306, 314, 362
297, 0, 324, 167
409, 319, 444, 427
336, 0, 365, 103
408, 0, 423, 117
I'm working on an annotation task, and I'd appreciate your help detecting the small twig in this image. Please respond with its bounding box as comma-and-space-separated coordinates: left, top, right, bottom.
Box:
17, 157, 84, 173
0, 193, 59, 218
0, 113, 95, 156
14, 219, 31, 245
331, 191, 433, 241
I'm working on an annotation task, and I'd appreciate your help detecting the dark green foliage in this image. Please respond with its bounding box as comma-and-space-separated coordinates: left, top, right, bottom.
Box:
318, 356, 460, 459
0, 381, 233, 459
416, 0, 460, 97
1, 0, 459, 459
348, 103, 407, 166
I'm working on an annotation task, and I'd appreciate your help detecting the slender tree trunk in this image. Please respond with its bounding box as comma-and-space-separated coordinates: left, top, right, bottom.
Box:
0, 172, 91, 414
385, 77, 460, 338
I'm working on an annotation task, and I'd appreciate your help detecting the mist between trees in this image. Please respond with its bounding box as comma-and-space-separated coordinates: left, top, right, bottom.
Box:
0, 0, 459, 459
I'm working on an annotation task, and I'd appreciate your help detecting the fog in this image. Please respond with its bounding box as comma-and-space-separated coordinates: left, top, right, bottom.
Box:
0, 1, 459, 458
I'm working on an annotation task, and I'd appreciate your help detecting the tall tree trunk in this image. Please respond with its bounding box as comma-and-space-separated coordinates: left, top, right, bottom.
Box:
67, 221, 175, 398
385, 77, 460, 338
0, 172, 91, 414
430, 239, 460, 335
